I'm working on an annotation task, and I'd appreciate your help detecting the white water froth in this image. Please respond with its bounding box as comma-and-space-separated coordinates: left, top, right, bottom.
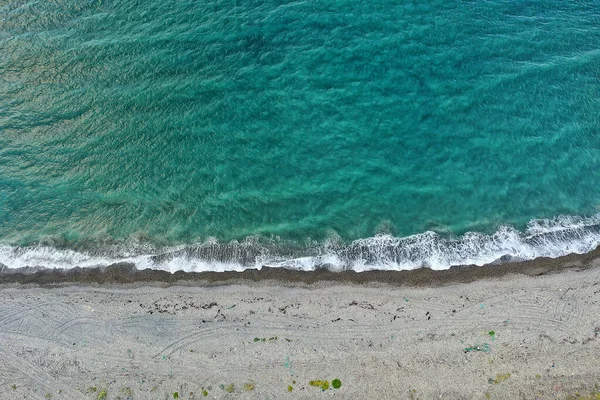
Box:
1, 214, 600, 273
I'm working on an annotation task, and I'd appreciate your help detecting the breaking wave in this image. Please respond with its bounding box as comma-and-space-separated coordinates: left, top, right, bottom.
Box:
1, 214, 600, 273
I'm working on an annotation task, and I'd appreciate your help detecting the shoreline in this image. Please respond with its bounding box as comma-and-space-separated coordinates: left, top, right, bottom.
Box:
3, 213, 600, 276
1, 246, 599, 287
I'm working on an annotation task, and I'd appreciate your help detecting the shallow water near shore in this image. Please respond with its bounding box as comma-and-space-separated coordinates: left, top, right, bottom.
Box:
2, 0, 600, 272
1, 214, 600, 272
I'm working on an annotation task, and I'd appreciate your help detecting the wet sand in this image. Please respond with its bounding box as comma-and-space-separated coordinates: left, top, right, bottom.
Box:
3, 246, 600, 287
0, 251, 599, 399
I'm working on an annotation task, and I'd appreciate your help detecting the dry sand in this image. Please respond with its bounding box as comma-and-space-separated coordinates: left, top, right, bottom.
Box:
0, 260, 599, 399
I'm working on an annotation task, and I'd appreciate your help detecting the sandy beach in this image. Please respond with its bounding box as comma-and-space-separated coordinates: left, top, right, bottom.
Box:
0, 253, 599, 399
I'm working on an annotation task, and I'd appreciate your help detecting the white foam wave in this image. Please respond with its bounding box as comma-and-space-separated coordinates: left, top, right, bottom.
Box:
1, 213, 599, 273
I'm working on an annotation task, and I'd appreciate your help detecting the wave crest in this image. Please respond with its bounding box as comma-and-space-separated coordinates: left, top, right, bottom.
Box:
1, 214, 600, 273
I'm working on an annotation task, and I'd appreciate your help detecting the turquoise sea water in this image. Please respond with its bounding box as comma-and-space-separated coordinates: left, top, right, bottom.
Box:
1, 0, 600, 271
